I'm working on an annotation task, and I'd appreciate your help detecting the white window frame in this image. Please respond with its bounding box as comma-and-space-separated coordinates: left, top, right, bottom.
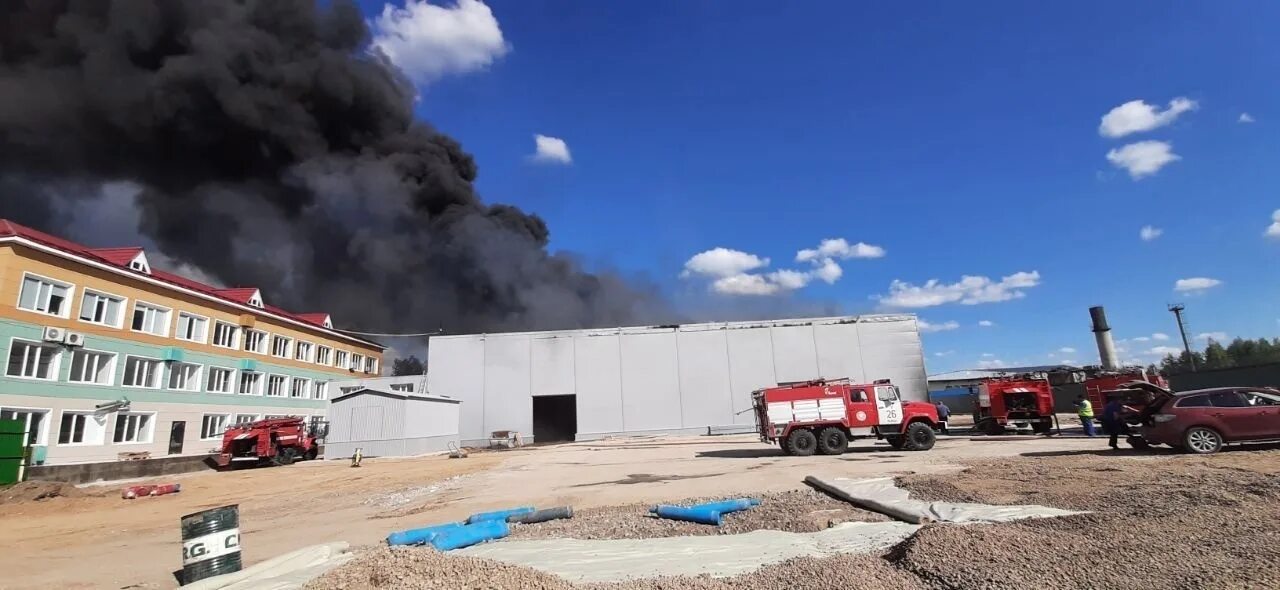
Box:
232, 413, 258, 425
1, 406, 53, 446
112, 411, 156, 445
16, 272, 75, 319
334, 350, 348, 370
315, 345, 332, 366
211, 320, 241, 350
206, 366, 237, 394
290, 376, 310, 399
77, 288, 128, 328
166, 361, 204, 392
270, 334, 292, 359
294, 340, 314, 363
243, 329, 267, 354
66, 348, 118, 387
365, 357, 377, 374
265, 374, 287, 397
351, 353, 363, 371
121, 355, 163, 389
175, 311, 210, 344
200, 414, 230, 440
5, 338, 63, 381
130, 300, 172, 337
56, 410, 107, 446
238, 371, 264, 396
312, 381, 328, 400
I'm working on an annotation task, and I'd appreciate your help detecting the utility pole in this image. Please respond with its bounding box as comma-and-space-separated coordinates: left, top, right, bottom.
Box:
1168, 303, 1197, 372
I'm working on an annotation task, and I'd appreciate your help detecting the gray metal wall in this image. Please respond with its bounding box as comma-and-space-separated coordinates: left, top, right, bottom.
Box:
325, 392, 460, 458
428, 315, 926, 445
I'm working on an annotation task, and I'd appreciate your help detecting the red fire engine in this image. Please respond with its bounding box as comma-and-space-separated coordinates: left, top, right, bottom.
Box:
1083, 368, 1168, 413
215, 417, 322, 469
972, 374, 1056, 435
752, 378, 940, 456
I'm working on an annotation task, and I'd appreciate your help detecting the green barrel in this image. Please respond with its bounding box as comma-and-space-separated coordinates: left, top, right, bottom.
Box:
180, 505, 241, 584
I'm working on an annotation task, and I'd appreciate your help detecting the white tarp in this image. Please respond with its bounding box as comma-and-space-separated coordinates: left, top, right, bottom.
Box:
803, 476, 1085, 524
457, 522, 922, 582
182, 542, 353, 590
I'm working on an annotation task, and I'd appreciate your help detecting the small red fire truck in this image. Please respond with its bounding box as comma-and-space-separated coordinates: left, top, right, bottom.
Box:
752, 378, 940, 456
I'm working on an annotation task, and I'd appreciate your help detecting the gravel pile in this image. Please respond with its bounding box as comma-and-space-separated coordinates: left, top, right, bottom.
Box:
510, 489, 887, 541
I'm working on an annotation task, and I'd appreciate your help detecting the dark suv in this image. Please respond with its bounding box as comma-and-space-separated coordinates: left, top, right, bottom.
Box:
1139, 386, 1280, 454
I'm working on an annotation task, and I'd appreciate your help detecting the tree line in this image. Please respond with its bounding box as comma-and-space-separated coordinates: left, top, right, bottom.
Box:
1156, 337, 1280, 374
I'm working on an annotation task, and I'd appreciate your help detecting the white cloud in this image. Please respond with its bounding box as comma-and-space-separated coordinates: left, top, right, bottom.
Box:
1196, 332, 1228, 342
1060, 360, 1077, 365
978, 320, 994, 327
981, 353, 995, 358
1107, 141, 1181, 179
1132, 336, 1150, 343
810, 258, 843, 284
371, 0, 509, 85
1174, 277, 1222, 292
530, 134, 572, 165
1266, 209, 1280, 238
918, 319, 960, 333
1098, 97, 1198, 138
796, 238, 885, 262
767, 269, 811, 290
1239, 113, 1256, 124
1139, 225, 1163, 241
934, 350, 955, 357
1152, 332, 1170, 341
682, 248, 769, 279
1059, 347, 1077, 354
876, 271, 1041, 308
977, 358, 1005, 369
711, 274, 779, 296
1148, 346, 1184, 356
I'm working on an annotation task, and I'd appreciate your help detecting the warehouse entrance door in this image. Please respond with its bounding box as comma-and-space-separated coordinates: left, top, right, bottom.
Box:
532, 395, 577, 443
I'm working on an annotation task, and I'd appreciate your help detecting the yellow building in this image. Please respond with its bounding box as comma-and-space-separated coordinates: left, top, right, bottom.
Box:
0, 219, 384, 465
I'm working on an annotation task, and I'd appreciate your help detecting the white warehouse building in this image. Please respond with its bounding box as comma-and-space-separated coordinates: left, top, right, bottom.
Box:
427, 315, 927, 446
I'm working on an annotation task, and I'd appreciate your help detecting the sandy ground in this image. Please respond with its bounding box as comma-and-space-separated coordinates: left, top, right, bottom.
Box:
0, 432, 1122, 589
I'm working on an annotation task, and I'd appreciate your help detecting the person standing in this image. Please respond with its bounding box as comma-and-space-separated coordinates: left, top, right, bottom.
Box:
1074, 394, 1096, 437
1102, 396, 1135, 450
934, 400, 951, 434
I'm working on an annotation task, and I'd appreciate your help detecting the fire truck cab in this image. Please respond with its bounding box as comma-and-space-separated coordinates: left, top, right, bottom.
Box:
752, 378, 940, 456
972, 375, 1056, 435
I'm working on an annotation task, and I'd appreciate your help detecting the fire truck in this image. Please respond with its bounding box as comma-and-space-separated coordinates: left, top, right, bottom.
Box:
1083, 368, 1168, 414
972, 374, 1056, 435
214, 417, 323, 469
752, 378, 940, 456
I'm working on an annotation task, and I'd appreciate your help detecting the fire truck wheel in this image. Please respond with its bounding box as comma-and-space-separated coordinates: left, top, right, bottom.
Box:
901, 422, 936, 451
274, 448, 297, 466
305, 447, 319, 461
817, 427, 849, 455
785, 429, 818, 457
885, 435, 905, 450
1032, 421, 1052, 434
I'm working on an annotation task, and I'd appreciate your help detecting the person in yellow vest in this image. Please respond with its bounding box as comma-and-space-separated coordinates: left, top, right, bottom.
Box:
1073, 394, 1096, 437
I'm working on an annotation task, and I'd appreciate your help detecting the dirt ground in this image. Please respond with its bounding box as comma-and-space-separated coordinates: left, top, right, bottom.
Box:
5, 433, 1272, 589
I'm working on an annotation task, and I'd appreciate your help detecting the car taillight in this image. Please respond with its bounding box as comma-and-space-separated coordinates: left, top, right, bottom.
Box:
1153, 414, 1176, 423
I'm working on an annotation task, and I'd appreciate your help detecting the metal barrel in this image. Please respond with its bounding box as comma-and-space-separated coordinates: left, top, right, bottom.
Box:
180, 504, 241, 585
466, 506, 535, 524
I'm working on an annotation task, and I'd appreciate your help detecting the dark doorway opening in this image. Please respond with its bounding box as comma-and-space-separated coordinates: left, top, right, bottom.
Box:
532, 395, 577, 443
169, 421, 185, 454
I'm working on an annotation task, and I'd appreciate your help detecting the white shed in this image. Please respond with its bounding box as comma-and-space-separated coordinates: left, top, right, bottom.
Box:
324, 388, 461, 458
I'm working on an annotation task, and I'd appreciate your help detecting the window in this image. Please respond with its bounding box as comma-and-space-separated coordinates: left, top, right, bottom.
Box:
365, 357, 377, 374
1, 408, 50, 446
243, 329, 267, 354
122, 356, 161, 388
266, 374, 287, 397
167, 362, 203, 391
312, 381, 328, 400
334, 350, 349, 369
131, 302, 171, 337
351, 353, 363, 371
239, 371, 263, 395
17, 274, 72, 317
113, 412, 153, 444
212, 321, 240, 349
271, 335, 292, 358
78, 290, 125, 327
176, 312, 209, 343
233, 414, 257, 425
339, 386, 362, 394
315, 346, 332, 366
6, 340, 61, 380
390, 383, 414, 392
207, 367, 235, 394
201, 414, 229, 439
295, 341, 314, 362
1176, 394, 1212, 408
1208, 391, 1247, 408
290, 377, 310, 398
58, 411, 105, 445
68, 350, 116, 385
1244, 392, 1280, 406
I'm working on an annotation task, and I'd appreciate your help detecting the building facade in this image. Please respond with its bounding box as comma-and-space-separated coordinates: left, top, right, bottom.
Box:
0, 220, 385, 465
325, 388, 460, 459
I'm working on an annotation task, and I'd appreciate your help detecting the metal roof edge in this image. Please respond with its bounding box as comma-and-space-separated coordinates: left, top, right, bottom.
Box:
431, 313, 918, 340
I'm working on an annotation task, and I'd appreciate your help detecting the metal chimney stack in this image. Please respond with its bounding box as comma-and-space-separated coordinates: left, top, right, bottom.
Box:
1089, 306, 1120, 370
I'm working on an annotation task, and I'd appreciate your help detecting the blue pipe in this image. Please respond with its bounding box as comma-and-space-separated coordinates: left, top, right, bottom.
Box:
693, 498, 761, 514
386, 522, 464, 546
431, 520, 510, 551
466, 506, 535, 524
652, 505, 723, 525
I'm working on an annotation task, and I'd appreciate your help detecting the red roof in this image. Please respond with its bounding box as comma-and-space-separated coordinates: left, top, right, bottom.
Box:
0, 218, 379, 348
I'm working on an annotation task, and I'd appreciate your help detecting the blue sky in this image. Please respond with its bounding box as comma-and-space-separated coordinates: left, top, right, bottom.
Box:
362, 0, 1280, 373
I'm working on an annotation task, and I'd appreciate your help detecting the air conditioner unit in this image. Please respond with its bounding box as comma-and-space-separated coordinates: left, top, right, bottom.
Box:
63, 332, 86, 347
42, 326, 65, 343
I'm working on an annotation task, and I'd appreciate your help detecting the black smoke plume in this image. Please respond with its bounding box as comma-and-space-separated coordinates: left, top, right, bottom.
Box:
0, 0, 671, 336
